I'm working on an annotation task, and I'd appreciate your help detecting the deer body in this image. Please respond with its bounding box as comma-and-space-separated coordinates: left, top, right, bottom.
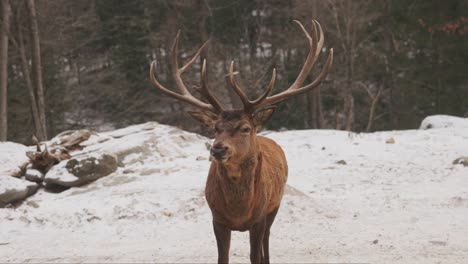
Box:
149, 20, 332, 264
206, 135, 288, 231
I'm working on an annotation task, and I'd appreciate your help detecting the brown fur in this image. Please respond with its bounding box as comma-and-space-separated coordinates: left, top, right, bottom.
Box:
196, 110, 288, 263
205, 136, 287, 230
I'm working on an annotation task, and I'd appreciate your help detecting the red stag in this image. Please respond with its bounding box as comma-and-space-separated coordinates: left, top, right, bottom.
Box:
150, 20, 333, 263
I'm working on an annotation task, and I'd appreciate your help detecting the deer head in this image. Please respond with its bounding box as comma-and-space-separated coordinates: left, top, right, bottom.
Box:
150, 20, 333, 164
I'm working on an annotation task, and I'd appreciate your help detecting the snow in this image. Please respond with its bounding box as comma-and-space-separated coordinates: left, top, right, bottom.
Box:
44, 160, 81, 183
0, 142, 29, 177
0, 176, 37, 196
0, 176, 38, 207
25, 169, 43, 178
0, 116, 468, 263
420, 115, 468, 130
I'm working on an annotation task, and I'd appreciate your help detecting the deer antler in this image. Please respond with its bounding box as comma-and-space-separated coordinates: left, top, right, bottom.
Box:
150, 31, 224, 113
229, 20, 333, 113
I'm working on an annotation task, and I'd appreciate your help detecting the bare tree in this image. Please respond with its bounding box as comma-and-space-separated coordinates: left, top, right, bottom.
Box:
26, 0, 47, 139
358, 82, 383, 132
327, 0, 378, 131
18, 24, 44, 140
0, 0, 12, 141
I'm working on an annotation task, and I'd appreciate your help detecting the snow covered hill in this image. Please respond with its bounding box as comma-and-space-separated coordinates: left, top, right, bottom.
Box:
1, 115, 467, 263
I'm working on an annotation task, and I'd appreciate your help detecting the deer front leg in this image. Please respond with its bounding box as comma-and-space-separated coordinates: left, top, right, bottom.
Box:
262, 207, 279, 264
213, 221, 231, 264
249, 217, 267, 264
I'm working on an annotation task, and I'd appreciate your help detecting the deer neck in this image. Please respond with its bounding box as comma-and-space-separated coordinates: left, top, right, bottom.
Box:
220, 155, 256, 179
216, 147, 262, 217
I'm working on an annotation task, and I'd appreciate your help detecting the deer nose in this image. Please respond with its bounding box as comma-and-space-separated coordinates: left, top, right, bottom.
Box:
211, 144, 228, 159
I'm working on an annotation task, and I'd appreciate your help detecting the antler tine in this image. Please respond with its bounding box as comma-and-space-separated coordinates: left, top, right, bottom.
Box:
229, 61, 252, 109
150, 61, 213, 112
170, 31, 210, 95
171, 31, 182, 70
229, 61, 277, 113
251, 68, 276, 105
180, 38, 210, 74
314, 20, 325, 57
150, 31, 223, 113
288, 20, 320, 90
252, 19, 333, 109
256, 48, 333, 108
196, 59, 224, 112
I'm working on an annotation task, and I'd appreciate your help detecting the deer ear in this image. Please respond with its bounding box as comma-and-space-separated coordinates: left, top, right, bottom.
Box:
188, 111, 218, 126
252, 106, 276, 128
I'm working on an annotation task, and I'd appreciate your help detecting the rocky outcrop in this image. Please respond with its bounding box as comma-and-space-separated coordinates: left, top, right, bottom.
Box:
1, 121, 210, 206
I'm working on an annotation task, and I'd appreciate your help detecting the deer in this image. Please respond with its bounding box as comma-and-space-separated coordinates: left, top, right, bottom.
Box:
149, 20, 333, 264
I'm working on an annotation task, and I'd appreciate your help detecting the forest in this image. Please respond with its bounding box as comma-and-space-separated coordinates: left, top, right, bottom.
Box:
0, 0, 467, 143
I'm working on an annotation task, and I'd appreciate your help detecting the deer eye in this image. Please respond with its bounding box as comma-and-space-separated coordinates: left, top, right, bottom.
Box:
241, 127, 251, 133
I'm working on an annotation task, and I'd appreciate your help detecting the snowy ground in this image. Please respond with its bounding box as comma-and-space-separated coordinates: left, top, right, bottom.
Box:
1, 116, 467, 263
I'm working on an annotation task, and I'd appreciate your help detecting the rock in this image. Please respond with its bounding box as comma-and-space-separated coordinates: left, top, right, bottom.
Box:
205, 142, 211, 150
75, 122, 207, 165
0, 176, 39, 207
155, 141, 184, 157
196, 156, 207, 161
453, 157, 468, 167
386, 137, 395, 144
103, 122, 159, 139
25, 200, 40, 208
336, 160, 347, 165
76, 129, 153, 165
25, 168, 45, 183
0, 142, 29, 177
284, 184, 307, 197
420, 115, 468, 130
44, 153, 118, 187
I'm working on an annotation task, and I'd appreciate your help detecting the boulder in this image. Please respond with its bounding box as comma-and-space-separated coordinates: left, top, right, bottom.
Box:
0, 176, 39, 207
70, 122, 209, 167
75, 128, 154, 165
44, 153, 118, 187
0, 142, 29, 177
420, 115, 468, 130
25, 168, 45, 183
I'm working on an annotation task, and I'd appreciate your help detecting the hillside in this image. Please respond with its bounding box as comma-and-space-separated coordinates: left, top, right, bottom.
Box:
0, 115, 467, 263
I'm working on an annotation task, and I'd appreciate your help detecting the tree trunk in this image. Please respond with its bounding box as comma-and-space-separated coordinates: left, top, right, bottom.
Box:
307, 92, 316, 128
365, 85, 383, 132
382, 0, 398, 130
0, 0, 11, 141
18, 27, 45, 140
316, 88, 324, 128
344, 89, 354, 131
26, 0, 48, 139
308, 88, 324, 129
344, 59, 354, 131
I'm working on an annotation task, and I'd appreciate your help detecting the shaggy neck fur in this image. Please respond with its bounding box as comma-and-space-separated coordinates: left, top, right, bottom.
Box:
216, 149, 262, 217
